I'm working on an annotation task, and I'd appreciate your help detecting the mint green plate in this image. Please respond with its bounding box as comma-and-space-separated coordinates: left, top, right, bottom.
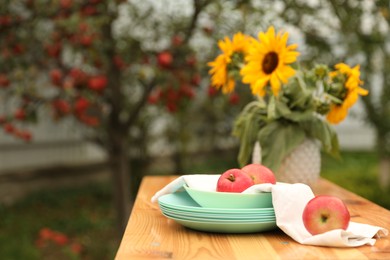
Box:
183, 185, 273, 209
159, 205, 275, 219
166, 214, 277, 233
162, 211, 276, 223
158, 192, 275, 214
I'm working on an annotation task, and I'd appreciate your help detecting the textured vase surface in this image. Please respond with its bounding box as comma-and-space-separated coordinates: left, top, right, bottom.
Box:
276, 139, 321, 185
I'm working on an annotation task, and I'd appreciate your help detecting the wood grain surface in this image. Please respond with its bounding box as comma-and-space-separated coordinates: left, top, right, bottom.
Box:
116, 175, 390, 260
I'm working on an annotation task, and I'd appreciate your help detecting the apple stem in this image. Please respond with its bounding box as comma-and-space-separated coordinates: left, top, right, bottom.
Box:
228, 174, 235, 182
321, 214, 329, 223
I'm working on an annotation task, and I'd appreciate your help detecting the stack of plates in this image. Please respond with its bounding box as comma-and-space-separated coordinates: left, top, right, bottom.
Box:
158, 191, 277, 233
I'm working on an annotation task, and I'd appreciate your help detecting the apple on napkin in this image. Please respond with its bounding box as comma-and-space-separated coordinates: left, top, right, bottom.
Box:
302, 195, 351, 235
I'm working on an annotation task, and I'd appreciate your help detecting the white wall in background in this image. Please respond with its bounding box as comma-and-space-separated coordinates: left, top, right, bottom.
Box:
0, 118, 106, 173
0, 104, 375, 173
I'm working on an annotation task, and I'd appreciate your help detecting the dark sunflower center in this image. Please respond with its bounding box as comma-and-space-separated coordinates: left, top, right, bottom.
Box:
262, 52, 279, 74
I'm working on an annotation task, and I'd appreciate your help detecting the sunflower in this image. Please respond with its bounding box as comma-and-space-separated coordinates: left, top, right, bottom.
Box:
326, 63, 368, 124
240, 26, 299, 97
208, 32, 252, 94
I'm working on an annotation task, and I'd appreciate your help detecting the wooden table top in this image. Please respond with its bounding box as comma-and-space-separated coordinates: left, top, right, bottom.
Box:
115, 175, 390, 260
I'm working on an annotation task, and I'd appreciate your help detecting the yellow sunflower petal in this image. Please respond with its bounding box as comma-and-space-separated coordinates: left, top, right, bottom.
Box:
327, 104, 348, 124
251, 77, 269, 97
208, 32, 253, 93
270, 74, 282, 96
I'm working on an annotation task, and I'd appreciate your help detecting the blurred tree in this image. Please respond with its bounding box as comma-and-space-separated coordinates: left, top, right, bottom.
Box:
0, 0, 216, 234
0, 0, 260, 235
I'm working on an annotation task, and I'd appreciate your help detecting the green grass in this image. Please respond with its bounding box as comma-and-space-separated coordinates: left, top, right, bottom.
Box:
0, 183, 118, 260
321, 151, 390, 209
0, 150, 389, 260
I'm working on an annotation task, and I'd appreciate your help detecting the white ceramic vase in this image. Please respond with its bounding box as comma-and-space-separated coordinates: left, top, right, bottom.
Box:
252, 138, 321, 185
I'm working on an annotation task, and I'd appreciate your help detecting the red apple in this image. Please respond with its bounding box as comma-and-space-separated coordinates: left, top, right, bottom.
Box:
302, 195, 350, 235
241, 163, 276, 184
0, 73, 10, 87
157, 51, 173, 68
50, 69, 63, 86
229, 92, 240, 105
88, 75, 107, 91
14, 108, 26, 120
74, 97, 90, 115
216, 169, 254, 193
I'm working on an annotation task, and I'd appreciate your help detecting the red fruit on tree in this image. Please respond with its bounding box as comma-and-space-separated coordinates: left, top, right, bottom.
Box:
0, 115, 6, 124
60, 0, 73, 9
70, 242, 83, 254
14, 108, 26, 120
20, 130, 32, 142
39, 228, 55, 240
69, 68, 88, 87
113, 55, 126, 70
186, 55, 197, 67
191, 74, 201, 86
78, 22, 89, 32
74, 97, 90, 115
147, 95, 158, 104
50, 69, 63, 86
157, 51, 173, 68
179, 84, 195, 99
80, 115, 100, 126
208, 85, 218, 97
0, 73, 10, 87
147, 88, 162, 104
172, 35, 183, 46
81, 5, 97, 16
0, 15, 11, 27
79, 34, 94, 46
3, 123, 15, 133
45, 43, 62, 58
52, 232, 69, 246
165, 88, 179, 103
53, 99, 71, 115
88, 75, 107, 91
12, 44, 25, 55
229, 92, 240, 105
166, 102, 177, 113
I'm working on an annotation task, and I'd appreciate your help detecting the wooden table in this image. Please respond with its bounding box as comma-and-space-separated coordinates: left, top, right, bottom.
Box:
116, 175, 390, 259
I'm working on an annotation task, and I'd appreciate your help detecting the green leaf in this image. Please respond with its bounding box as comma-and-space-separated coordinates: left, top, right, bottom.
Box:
300, 117, 340, 158
233, 101, 268, 167
267, 96, 277, 120
274, 98, 291, 118
283, 109, 315, 122
257, 121, 306, 172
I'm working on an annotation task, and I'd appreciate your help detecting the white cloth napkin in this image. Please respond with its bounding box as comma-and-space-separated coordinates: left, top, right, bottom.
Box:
151, 174, 388, 247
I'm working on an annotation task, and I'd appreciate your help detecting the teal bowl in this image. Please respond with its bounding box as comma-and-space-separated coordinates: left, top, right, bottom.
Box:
183, 185, 273, 209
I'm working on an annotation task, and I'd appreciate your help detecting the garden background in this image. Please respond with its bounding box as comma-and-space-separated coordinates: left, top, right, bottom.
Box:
1, 0, 390, 259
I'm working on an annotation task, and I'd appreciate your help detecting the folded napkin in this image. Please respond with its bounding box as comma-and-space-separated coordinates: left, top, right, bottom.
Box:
151, 175, 388, 247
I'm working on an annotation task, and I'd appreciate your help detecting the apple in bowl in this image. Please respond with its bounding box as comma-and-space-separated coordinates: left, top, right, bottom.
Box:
216, 168, 254, 193
302, 195, 350, 235
241, 163, 276, 185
